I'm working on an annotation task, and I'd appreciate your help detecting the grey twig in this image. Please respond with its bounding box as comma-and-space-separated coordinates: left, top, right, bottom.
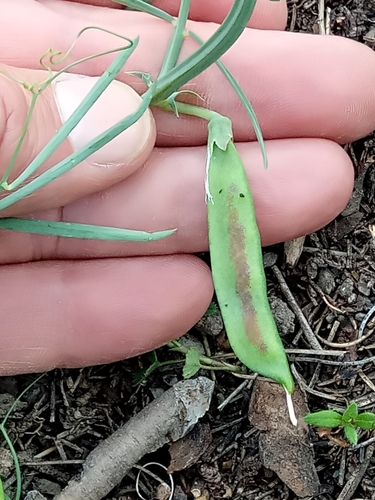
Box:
53, 377, 214, 500
336, 444, 375, 500
358, 303, 375, 338
272, 265, 322, 350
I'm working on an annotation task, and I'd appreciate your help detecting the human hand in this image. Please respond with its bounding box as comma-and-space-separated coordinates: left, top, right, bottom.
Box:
0, 0, 374, 375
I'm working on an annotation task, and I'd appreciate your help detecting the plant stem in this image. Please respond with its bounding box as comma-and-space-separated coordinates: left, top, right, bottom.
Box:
158, 0, 191, 77
167, 342, 244, 374
158, 100, 220, 122
0, 428, 22, 500
0, 93, 38, 187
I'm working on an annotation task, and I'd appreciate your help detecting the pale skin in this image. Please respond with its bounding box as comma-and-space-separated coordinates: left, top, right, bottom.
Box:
0, 0, 374, 375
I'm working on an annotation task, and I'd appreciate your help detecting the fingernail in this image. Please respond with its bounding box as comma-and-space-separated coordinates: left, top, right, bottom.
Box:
53, 73, 152, 166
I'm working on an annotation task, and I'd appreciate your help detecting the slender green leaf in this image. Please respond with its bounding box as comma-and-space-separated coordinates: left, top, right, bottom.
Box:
158, 0, 191, 77
0, 217, 175, 241
342, 402, 358, 424
183, 349, 201, 379
304, 410, 343, 428
355, 412, 375, 430
344, 423, 358, 445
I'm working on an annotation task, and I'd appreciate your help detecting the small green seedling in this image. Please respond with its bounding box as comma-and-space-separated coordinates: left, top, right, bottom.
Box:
204, 302, 220, 317
304, 402, 375, 445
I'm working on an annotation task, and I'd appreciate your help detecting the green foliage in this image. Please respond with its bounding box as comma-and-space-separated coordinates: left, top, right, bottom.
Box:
204, 302, 219, 317
0, 0, 269, 238
182, 349, 201, 379
344, 423, 358, 445
355, 412, 375, 430
304, 410, 343, 428
305, 402, 375, 446
342, 402, 358, 423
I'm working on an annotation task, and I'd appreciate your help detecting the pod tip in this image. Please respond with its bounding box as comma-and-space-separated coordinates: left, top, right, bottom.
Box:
284, 387, 298, 427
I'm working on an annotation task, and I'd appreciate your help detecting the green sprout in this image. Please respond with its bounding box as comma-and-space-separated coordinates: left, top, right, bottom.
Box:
305, 402, 375, 446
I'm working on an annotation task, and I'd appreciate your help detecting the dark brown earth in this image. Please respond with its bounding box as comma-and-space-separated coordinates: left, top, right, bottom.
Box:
2, 1, 375, 499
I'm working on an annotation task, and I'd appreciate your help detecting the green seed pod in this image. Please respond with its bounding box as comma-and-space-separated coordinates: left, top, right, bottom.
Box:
207, 139, 294, 393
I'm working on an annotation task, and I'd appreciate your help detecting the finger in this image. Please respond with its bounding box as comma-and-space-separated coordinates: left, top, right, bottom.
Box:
68, 0, 288, 30
4, 0, 375, 144
0, 66, 154, 216
0, 138, 354, 264
0, 255, 213, 375
146, 0, 287, 30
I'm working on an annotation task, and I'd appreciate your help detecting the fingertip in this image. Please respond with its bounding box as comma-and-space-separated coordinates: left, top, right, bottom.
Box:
0, 255, 214, 375
250, 0, 288, 30
240, 138, 355, 246
66, 255, 214, 365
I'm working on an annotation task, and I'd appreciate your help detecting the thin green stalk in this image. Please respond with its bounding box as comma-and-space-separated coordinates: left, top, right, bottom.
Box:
167, 341, 243, 373
157, 99, 219, 121
3, 37, 138, 192
0, 430, 21, 500
0, 93, 38, 186
116, 0, 255, 105
158, 0, 191, 77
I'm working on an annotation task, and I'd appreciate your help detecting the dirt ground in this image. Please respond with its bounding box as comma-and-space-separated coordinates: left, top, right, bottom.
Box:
2, 1, 375, 499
